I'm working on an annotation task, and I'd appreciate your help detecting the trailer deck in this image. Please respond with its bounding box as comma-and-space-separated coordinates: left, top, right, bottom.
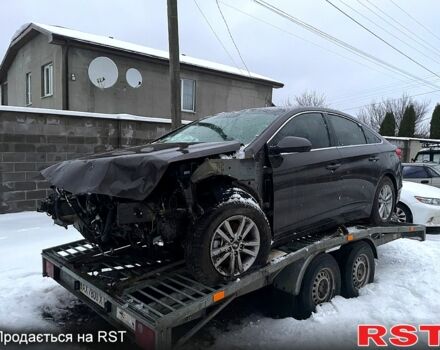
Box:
41, 223, 425, 349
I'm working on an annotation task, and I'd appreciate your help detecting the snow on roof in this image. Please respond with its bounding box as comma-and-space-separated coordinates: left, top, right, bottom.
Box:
0, 105, 192, 124
19, 23, 282, 87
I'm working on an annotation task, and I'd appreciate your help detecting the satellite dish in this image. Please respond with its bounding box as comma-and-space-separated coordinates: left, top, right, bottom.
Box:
88, 57, 118, 89
126, 68, 142, 88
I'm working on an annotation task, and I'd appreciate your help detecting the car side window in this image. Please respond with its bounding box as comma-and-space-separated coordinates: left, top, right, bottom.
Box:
402, 166, 428, 178
362, 126, 382, 144
270, 113, 330, 149
426, 167, 439, 177
327, 114, 367, 146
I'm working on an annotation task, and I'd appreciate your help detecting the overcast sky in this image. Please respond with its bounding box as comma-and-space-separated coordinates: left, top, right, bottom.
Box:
2, 0, 440, 117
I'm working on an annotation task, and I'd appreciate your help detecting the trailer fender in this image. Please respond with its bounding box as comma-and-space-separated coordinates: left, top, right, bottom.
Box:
272, 253, 319, 296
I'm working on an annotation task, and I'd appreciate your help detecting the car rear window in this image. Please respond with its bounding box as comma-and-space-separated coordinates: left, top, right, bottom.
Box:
363, 126, 382, 144
402, 166, 428, 178
327, 114, 367, 146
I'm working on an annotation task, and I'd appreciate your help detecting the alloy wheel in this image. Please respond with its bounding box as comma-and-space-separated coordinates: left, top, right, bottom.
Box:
210, 215, 260, 277
378, 184, 393, 220
395, 206, 407, 223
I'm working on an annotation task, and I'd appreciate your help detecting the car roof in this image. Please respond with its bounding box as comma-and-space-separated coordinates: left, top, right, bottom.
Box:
417, 148, 440, 153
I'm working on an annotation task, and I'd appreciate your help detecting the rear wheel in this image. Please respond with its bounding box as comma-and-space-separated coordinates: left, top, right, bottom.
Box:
395, 202, 413, 223
185, 188, 271, 286
292, 253, 341, 319
370, 177, 396, 225
340, 241, 375, 298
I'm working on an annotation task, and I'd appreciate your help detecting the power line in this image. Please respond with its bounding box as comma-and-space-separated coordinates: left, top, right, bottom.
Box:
389, 0, 440, 44
192, 0, 240, 69
337, 0, 440, 65
220, 1, 408, 83
252, 0, 440, 90
342, 88, 440, 112
215, 0, 251, 76
331, 78, 440, 105
325, 0, 440, 80
361, 0, 440, 58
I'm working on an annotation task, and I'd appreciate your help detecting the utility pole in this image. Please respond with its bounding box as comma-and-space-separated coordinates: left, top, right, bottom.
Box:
167, 0, 181, 129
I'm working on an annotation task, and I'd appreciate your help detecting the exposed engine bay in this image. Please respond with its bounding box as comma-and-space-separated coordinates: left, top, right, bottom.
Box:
38, 141, 264, 251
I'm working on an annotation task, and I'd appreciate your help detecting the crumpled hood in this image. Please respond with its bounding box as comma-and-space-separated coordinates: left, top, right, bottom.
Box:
41, 141, 241, 200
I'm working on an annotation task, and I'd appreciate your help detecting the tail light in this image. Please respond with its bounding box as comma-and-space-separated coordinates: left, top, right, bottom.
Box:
395, 148, 402, 159
42, 258, 60, 280
135, 321, 155, 349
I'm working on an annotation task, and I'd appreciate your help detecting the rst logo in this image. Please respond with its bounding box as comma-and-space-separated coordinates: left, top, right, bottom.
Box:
358, 325, 440, 347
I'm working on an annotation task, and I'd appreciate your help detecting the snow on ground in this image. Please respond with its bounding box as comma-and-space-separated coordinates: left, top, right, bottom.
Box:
0, 212, 439, 349
0, 212, 82, 331
203, 235, 440, 350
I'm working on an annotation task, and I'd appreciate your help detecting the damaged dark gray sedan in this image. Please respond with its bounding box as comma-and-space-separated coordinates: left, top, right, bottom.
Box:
39, 107, 402, 285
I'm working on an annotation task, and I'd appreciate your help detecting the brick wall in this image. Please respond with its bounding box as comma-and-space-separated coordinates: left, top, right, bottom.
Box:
0, 107, 175, 213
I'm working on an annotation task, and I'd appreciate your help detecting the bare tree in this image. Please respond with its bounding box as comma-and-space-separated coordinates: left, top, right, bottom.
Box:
286, 90, 328, 107
356, 93, 430, 135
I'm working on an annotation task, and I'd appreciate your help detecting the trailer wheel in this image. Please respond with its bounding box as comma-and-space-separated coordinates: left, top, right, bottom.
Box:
340, 241, 375, 298
185, 188, 271, 286
293, 253, 341, 319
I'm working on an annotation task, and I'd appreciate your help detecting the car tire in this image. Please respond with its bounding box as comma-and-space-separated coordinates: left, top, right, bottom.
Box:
185, 188, 271, 286
370, 176, 396, 225
395, 202, 413, 223
292, 253, 341, 320
340, 241, 375, 298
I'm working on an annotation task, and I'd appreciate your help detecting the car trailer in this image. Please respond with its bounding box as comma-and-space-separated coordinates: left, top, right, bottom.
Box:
42, 223, 425, 350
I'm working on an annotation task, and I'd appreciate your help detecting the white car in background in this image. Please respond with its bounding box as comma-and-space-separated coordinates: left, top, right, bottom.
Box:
396, 181, 440, 234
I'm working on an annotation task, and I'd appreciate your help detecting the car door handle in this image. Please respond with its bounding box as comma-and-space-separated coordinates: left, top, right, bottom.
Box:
421, 180, 429, 184
326, 162, 341, 170
369, 156, 380, 162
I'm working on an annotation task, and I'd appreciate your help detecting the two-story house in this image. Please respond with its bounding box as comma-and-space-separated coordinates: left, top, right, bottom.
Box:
0, 23, 283, 121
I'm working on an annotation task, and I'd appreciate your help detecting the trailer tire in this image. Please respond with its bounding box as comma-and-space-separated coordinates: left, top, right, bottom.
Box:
292, 253, 341, 320
340, 241, 375, 298
185, 188, 271, 286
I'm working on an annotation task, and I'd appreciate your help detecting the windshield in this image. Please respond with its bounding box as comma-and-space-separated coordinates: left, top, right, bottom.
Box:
414, 152, 430, 162
156, 109, 286, 145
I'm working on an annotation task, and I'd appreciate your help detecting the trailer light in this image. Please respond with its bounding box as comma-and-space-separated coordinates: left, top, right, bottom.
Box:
135, 321, 155, 349
42, 259, 60, 280
213, 290, 225, 302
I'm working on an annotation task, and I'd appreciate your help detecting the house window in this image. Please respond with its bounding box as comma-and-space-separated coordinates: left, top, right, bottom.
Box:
181, 79, 195, 112
42, 63, 53, 97
25, 72, 32, 105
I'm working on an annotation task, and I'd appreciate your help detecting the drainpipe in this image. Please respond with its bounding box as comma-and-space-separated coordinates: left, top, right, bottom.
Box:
62, 41, 70, 110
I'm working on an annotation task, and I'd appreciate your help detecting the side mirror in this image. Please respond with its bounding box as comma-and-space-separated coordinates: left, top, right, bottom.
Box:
270, 136, 312, 155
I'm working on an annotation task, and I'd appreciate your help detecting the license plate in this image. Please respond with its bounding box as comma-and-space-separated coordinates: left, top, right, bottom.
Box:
80, 282, 107, 308
116, 307, 136, 331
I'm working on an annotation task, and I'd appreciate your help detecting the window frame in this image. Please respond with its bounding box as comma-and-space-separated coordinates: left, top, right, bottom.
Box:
181, 78, 196, 113
268, 112, 332, 150
362, 125, 382, 144
402, 165, 429, 179
426, 166, 440, 178
25, 72, 32, 106
41, 62, 53, 97
325, 113, 368, 147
